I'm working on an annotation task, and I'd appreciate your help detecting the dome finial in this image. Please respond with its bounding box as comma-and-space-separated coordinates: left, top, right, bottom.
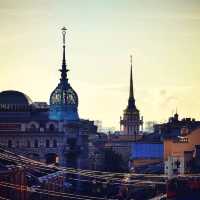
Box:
60, 27, 69, 83
61, 26, 67, 45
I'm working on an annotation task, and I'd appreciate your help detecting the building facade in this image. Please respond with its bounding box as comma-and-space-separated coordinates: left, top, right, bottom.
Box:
154, 112, 200, 139
164, 128, 200, 176
120, 56, 143, 137
0, 28, 97, 168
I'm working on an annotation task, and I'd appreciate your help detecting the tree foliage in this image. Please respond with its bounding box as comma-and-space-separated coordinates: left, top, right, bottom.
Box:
103, 148, 126, 172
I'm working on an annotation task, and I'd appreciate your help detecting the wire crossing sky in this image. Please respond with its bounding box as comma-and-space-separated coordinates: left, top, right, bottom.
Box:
0, 0, 200, 129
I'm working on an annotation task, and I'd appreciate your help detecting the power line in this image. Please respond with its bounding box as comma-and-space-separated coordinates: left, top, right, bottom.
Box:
0, 146, 165, 189
0, 181, 115, 200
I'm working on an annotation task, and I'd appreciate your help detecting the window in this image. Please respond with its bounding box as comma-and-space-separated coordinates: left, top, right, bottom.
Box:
53, 140, 57, 148
8, 140, 12, 148
30, 124, 37, 132
49, 124, 55, 132
34, 140, 38, 148
67, 138, 76, 150
46, 140, 50, 148
27, 140, 31, 148
16, 141, 20, 148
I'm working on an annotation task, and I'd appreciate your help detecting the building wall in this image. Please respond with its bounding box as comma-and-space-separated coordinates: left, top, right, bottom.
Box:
130, 143, 163, 171
164, 128, 200, 160
109, 143, 132, 162
0, 119, 97, 169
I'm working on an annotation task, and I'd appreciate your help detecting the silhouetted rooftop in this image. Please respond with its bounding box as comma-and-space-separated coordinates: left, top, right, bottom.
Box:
0, 90, 32, 105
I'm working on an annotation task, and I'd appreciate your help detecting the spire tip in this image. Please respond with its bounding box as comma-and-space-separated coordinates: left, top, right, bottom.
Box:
130, 55, 133, 66
60, 26, 68, 82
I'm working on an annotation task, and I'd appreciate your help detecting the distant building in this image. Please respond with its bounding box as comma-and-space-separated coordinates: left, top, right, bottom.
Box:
88, 132, 108, 170
0, 27, 97, 168
106, 121, 165, 173
154, 112, 200, 139
105, 135, 164, 173
130, 142, 164, 172
120, 56, 143, 137
145, 121, 157, 133
94, 120, 103, 132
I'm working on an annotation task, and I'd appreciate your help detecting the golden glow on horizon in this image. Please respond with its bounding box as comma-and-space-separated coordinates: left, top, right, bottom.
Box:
0, 0, 200, 129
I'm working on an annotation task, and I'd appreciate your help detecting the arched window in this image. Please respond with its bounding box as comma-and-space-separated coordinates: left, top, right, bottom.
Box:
27, 140, 31, 148
46, 140, 50, 148
49, 124, 55, 132
34, 140, 38, 148
30, 124, 37, 132
53, 140, 57, 148
8, 140, 12, 148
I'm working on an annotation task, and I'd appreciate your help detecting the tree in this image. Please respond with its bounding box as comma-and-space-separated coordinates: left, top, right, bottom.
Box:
103, 148, 126, 172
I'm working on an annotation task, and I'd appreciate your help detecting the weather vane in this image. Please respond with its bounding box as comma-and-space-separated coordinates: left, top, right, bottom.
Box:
61, 27, 67, 45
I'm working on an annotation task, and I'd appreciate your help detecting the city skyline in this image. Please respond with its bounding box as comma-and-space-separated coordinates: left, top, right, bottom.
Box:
1, 0, 200, 129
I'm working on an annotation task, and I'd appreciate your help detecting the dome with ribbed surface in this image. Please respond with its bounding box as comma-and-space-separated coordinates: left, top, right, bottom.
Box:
49, 28, 79, 121
50, 83, 78, 106
0, 90, 32, 105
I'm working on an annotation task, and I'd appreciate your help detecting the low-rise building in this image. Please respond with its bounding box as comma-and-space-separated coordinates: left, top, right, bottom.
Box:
164, 128, 200, 176
131, 142, 163, 170
154, 113, 200, 139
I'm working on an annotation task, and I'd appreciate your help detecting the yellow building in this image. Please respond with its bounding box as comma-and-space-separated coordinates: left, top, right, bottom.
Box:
164, 128, 200, 175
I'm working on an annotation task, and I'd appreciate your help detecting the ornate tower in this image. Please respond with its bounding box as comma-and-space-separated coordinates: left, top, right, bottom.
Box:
120, 56, 143, 136
49, 27, 79, 121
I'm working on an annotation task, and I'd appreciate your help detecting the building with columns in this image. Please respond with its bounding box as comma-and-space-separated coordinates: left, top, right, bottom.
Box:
120, 56, 143, 137
0, 27, 97, 168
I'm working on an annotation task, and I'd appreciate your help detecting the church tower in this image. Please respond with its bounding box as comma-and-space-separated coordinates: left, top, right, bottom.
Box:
49, 27, 79, 121
120, 56, 143, 136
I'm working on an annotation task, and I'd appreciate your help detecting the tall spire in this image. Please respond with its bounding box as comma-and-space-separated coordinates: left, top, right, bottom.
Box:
128, 55, 136, 110
129, 55, 134, 99
60, 27, 68, 82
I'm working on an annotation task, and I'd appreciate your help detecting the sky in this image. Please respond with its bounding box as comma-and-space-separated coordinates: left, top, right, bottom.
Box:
0, 0, 200, 129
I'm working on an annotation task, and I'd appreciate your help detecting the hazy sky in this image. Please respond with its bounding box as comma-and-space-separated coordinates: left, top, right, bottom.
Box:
0, 0, 200, 129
